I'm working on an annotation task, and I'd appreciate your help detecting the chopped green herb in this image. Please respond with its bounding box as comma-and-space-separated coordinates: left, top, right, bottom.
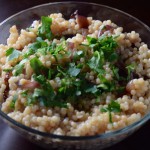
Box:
112, 66, 120, 80
98, 36, 118, 59
27, 95, 37, 106
24, 38, 49, 58
14, 58, 28, 76
48, 69, 55, 80
85, 85, 98, 94
30, 57, 48, 75
101, 100, 121, 123
7, 48, 21, 61
126, 63, 136, 81
21, 90, 28, 97
38, 16, 53, 40
49, 40, 67, 59
88, 51, 104, 73
30, 74, 67, 108
87, 36, 118, 61
3, 68, 13, 72
26, 27, 34, 32
37, 48, 47, 55
87, 36, 97, 45
6, 48, 14, 56
67, 63, 81, 77
97, 75, 116, 92
10, 95, 18, 109
108, 52, 118, 62
24, 49, 36, 58
57, 65, 66, 77
108, 100, 121, 112
73, 50, 84, 61
14, 64, 24, 76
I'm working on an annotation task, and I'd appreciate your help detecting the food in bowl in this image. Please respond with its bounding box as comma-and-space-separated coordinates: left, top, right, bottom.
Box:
0, 12, 149, 136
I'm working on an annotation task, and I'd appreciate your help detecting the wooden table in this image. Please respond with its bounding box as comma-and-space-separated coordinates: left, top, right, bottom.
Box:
0, 0, 150, 150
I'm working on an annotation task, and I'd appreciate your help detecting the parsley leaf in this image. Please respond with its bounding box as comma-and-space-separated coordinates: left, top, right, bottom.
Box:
57, 65, 66, 77
88, 51, 104, 73
73, 50, 84, 61
101, 100, 121, 123
21, 90, 28, 97
14, 59, 28, 76
6, 47, 14, 56
87, 36, 97, 44
108, 52, 118, 62
3, 68, 13, 72
31, 75, 67, 108
38, 16, 53, 40
87, 36, 118, 61
24, 38, 48, 58
98, 36, 118, 59
108, 100, 121, 112
6, 48, 21, 61
30, 57, 48, 75
98, 75, 116, 92
112, 66, 120, 80
126, 63, 136, 81
37, 48, 47, 55
33, 75, 55, 98
67, 63, 81, 77
10, 95, 18, 109
85, 85, 98, 94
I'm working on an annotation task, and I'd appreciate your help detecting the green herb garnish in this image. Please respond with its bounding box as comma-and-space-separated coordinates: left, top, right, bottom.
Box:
67, 63, 81, 77
87, 35, 118, 60
21, 90, 29, 97
6, 48, 21, 61
14, 58, 28, 76
126, 63, 136, 81
30, 57, 48, 76
3, 68, 13, 72
6, 48, 14, 56
88, 51, 104, 73
38, 16, 53, 40
101, 100, 121, 123
10, 95, 18, 109
26, 74, 68, 108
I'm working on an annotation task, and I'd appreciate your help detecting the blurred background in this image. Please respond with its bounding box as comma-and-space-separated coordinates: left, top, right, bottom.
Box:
0, 0, 150, 150
0, 0, 150, 26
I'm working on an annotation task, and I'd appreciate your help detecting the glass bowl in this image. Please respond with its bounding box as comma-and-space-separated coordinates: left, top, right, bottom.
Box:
0, 2, 150, 150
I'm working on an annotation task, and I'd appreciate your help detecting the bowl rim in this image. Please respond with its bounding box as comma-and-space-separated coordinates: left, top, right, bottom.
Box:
0, 1, 150, 141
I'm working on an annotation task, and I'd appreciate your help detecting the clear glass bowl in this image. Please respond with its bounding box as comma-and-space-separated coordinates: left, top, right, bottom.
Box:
0, 2, 150, 150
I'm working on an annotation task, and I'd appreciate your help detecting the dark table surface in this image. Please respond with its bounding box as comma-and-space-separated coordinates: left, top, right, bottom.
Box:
0, 0, 150, 150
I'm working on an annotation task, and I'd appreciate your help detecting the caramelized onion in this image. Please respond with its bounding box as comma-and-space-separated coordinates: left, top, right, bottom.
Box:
70, 10, 89, 29
67, 42, 75, 60
3, 72, 12, 101
19, 80, 40, 89
76, 15, 89, 29
126, 81, 136, 93
67, 42, 75, 50
98, 25, 114, 37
